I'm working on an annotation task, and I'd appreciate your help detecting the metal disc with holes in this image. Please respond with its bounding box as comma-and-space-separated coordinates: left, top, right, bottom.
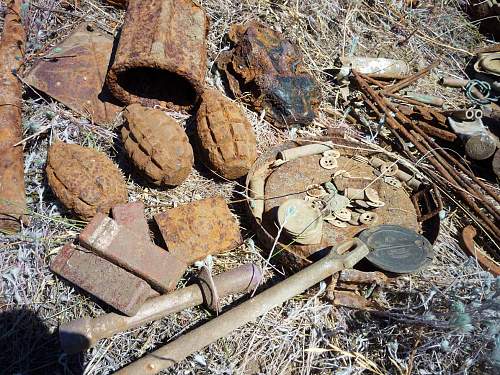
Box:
358, 224, 433, 274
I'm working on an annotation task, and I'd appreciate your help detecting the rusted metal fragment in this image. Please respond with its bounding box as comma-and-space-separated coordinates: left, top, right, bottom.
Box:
331, 290, 379, 311
461, 225, 500, 276
79, 213, 187, 292
122, 104, 193, 186
112, 202, 150, 242
154, 197, 243, 265
46, 142, 128, 220
218, 22, 320, 127
338, 269, 388, 285
196, 89, 257, 179
25, 23, 121, 124
50, 243, 154, 316
0, 0, 27, 232
106, 0, 208, 111
493, 149, 500, 179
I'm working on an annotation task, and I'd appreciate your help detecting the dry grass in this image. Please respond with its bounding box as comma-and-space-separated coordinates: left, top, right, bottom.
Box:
1, 0, 499, 374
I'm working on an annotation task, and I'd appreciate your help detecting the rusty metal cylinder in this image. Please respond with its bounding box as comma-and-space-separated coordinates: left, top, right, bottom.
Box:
59, 263, 261, 354
106, 0, 208, 110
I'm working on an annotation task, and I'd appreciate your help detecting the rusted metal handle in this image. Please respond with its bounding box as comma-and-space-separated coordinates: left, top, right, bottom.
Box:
59, 263, 261, 354
114, 239, 369, 374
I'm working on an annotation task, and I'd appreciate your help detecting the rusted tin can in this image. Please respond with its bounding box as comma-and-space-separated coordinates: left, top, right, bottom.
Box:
106, 0, 208, 111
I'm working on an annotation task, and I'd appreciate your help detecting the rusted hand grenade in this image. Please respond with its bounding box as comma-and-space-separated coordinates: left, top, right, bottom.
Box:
122, 104, 194, 186
196, 89, 257, 179
46, 141, 128, 219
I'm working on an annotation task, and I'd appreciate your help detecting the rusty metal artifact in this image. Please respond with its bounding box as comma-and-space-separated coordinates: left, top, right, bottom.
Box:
218, 22, 320, 127
154, 197, 243, 265
59, 263, 262, 354
106, 0, 208, 110
122, 104, 193, 186
196, 89, 257, 179
461, 225, 500, 276
25, 23, 121, 124
114, 239, 369, 374
0, 0, 27, 232
46, 142, 128, 219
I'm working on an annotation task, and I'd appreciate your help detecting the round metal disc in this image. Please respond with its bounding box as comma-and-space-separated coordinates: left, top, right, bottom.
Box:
358, 224, 433, 274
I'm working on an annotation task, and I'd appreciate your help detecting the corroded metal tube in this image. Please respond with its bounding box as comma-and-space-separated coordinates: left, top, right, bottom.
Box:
106, 0, 208, 110
59, 263, 261, 354
115, 240, 369, 374
0, 0, 27, 232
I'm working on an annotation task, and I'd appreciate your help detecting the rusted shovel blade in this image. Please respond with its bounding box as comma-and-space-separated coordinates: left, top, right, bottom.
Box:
25, 23, 121, 124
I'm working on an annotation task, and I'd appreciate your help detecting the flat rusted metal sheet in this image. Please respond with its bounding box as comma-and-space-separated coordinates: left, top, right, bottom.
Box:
79, 213, 187, 293
25, 23, 121, 124
106, 0, 208, 111
50, 243, 155, 316
0, 0, 27, 233
154, 197, 243, 265
218, 22, 320, 127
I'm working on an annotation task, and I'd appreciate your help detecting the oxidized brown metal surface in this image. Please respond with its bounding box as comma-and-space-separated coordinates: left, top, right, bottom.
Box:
112, 201, 150, 242
218, 22, 320, 127
50, 243, 154, 316
330, 290, 379, 311
196, 89, 257, 179
154, 197, 243, 265
25, 23, 121, 124
0, 0, 27, 232
79, 213, 187, 293
263, 154, 419, 260
122, 104, 193, 186
106, 0, 208, 111
46, 142, 128, 219
244, 139, 434, 271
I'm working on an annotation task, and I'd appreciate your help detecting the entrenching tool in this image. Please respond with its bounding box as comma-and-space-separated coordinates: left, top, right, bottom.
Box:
59, 263, 261, 354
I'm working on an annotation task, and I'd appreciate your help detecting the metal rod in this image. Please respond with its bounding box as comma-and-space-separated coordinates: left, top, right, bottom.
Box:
384, 61, 439, 94
60, 263, 262, 354
115, 240, 370, 374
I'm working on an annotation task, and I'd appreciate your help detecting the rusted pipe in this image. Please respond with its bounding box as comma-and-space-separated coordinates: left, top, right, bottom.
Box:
415, 121, 457, 142
115, 240, 370, 374
0, 0, 27, 232
60, 263, 262, 354
404, 92, 444, 107
106, 0, 208, 110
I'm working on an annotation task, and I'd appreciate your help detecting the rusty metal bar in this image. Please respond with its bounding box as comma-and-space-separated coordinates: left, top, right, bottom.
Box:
353, 71, 500, 244
415, 120, 457, 142
115, 240, 370, 374
0, 0, 27, 232
59, 263, 262, 354
384, 61, 440, 94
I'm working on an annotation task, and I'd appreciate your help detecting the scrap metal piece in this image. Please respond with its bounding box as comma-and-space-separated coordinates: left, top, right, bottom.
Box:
122, 104, 194, 186
50, 244, 155, 317
338, 269, 389, 285
493, 149, 500, 180
359, 212, 379, 225
278, 142, 334, 162
331, 290, 379, 311
0, 0, 27, 232
359, 224, 433, 273
106, 0, 208, 110
448, 117, 497, 161
154, 197, 243, 265
384, 176, 402, 189
25, 23, 121, 124
79, 213, 187, 293
196, 89, 257, 179
59, 263, 262, 354
461, 225, 500, 276
218, 22, 320, 127
277, 198, 323, 245
112, 202, 150, 242
380, 162, 398, 176
411, 185, 443, 222
319, 155, 338, 170
46, 142, 128, 220
114, 239, 370, 374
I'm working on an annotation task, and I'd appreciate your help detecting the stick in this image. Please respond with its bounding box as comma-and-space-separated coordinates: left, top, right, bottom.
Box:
0, 0, 27, 232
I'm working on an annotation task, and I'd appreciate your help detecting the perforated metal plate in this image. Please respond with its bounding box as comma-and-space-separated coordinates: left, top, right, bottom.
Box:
358, 225, 433, 274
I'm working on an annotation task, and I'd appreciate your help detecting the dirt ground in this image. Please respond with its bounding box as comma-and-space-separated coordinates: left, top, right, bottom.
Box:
1, 1, 499, 374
